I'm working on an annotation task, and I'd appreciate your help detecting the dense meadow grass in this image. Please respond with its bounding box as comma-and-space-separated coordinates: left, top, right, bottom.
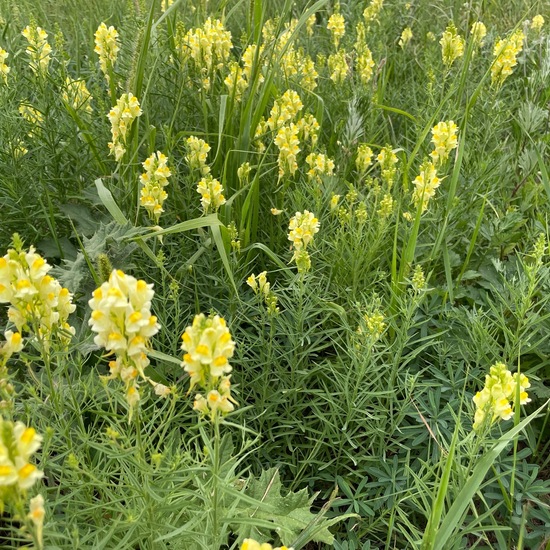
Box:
0, 0, 550, 548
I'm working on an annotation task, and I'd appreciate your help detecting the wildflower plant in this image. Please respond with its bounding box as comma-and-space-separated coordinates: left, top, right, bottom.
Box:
107, 93, 142, 161
491, 30, 524, 87
0, 48, 9, 83
440, 23, 465, 68
94, 22, 120, 82
430, 120, 458, 166
181, 314, 236, 421
139, 151, 171, 223
21, 26, 52, 75
288, 211, 320, 273
185, 136, 211, 175
62, 78, 93, 114
88, 269, 165, 411
197, 175, 226, 214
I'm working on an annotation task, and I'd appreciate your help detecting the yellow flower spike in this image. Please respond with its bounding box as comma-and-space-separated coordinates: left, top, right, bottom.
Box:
531, 15, 544, 33
196, 175, 226, 214
274, 124, 300, 178
107, 93, 142, 161
491, 30, 524, 87
327, 12, 346, 49
63, 77, 93, 114
328, 49, 348, 84
139, 151, 171, 223
430, 120, 458, 166
399, 27, 413, 48
440, 23, 465, 68
412, 161, 440, 213
94, 22, 120, 81
186, 137, 211, 175
0, 47, 10, 84
22, 26, 52, 75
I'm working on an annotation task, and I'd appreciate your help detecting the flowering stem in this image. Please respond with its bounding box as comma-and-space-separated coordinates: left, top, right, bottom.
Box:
211, 417, 222, 547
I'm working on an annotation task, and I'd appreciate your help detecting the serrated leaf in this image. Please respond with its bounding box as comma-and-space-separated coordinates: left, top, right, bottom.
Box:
232, 468, 335, 545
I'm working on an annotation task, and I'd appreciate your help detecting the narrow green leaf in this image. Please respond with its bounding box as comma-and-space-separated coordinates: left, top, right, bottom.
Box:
94, 178, 129, 225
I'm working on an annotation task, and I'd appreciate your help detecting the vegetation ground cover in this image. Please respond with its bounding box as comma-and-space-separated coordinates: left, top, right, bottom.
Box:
0, 0, 549, 548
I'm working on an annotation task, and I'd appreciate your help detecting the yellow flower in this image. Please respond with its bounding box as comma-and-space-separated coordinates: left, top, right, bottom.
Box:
377, 145, 398, 186
531, 15, 544, 33
470, 21, 487, 46
306, 14, 316, 36
440, 23, 464, 67
237, 162, 251, 184
356, 144, 373, 173
62, 77, 93, 114
327, 12, 346, 49
330, 194, 341, 211
88, 270, 161, 408
0, 241, 75, 349
399, 27, 413, 48
19, 103, 43, 138
363, 0, 384, 26
224, 62, 248, 100
377, 194, 394, 218
94, 23, 120, 80
0, 418, 43, 491
140, 151, 171, 223
491, 30, 524, 87
411, 265, 426, 291
240, 539, 293, 550
21, 26, 51, 75
181, 314, 237, 420
196, 175, 226, 213
412, 161, 440, 212
271, 208, 283, 216
274, 124, 300, 178
426, 31, 436, 42
473, 362, 531, 431
0, 48, 10, 83
185, 136, 211, 176
328, 50, 348, 85
306, 153, 335, 183
430, 120, 458, 166
296, 114, 320, 148
267, 90, 303, 132
107, 93, 142, 161
161, 0, 174, 11
177, 18, 232, 91
288, 211, 320, 273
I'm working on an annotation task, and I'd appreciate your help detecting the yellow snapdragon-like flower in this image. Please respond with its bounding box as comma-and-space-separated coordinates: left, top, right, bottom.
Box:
28, 494, 45, 549
0, 418, 43, 490
491, 30, 524, 87
140, 151, 172, 223
267, 90, 303, 132
240, 539, 293, 550
288, 210, 320, 273
185, 136, 211, 176
305, 153, 335, 182
531, 15, 544, 33
440, 23, 465, 68
224, 62, 248, 101
94, 22, 120, 80
354, 23, 375, 85
197, 175, 226, 213
377, 145, 398, 186
430, 120, 458, 166
412, 161, 440, 213
62, 77, 93, 114
177, 18, 232, 91
0, 241, 75, 350
21, 26, 52, 75
356, 144, 373, 174
377, 193, 394, 218
107, 93, 142, 161
470, 21, 487, 46
363, 0, 384, 26
181, 314, 237, 420
473, 362, 531, 431
275, 124, 300, 178
88, 269, 163, 409
19, 103, 43, 138
0, 48, 9, 83
327, 12, 346, 49
297, 113, 320, 148
328, 49, 348, 85
399, 27, 413, 48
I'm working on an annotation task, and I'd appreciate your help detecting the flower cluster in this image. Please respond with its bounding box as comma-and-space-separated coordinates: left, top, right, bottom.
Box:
363, 0, 384, 26
531, 15, 544, 32
185, 136, 211, 176
19, 103, 43, 137
356, 144, 373, 174
62, 77, 93, 114
328, 49, 348, 84
88, 270, 164, 409
440, 23, 464, 68
224, 62, 248, 100
357, 311, 386, 340
0, 48, 9, 83
491, 30, 524, 87
377, 145, 398, 186
240, 539, 292, 550
181, 314, 237, 420
196, 175, 226, 214
0, 240, 75, 350
288, 211, 320, 273
94, 22, 120, 80
377, 193, 394, 218
355, 23, 375, 85
473, 362, 531, 431
0, 418, 43, 490
247, 272, 279, 315
267, 90, 303, 131
178, 18, 232, 90
470, 21, 487, 46
327, 12, 345, 49
399, 27, 413, 48
107, 93, 142, 161
430, 120, 458, 166
275, 123, 301, 178
411, 161, 440, 213
140, 151, 172, 223
305, 153, 335, 183
21, 26, 51, 75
